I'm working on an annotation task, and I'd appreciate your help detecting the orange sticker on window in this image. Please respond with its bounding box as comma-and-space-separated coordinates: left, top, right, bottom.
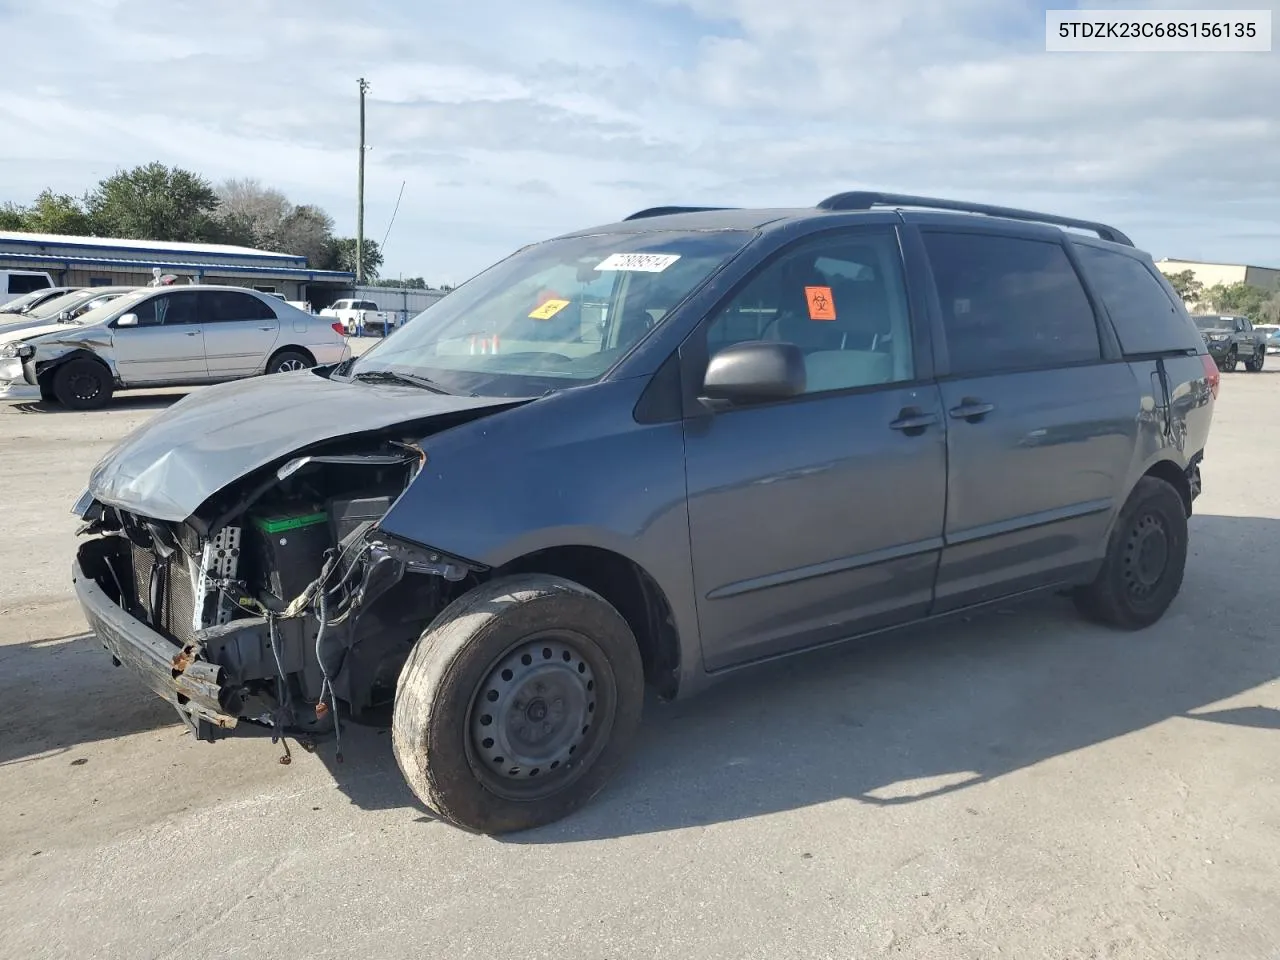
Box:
805, 286, 836, 321
529, 298, 570, 320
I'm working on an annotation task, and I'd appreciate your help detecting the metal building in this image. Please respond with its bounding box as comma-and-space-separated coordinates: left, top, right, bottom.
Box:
0, 230, 355, 303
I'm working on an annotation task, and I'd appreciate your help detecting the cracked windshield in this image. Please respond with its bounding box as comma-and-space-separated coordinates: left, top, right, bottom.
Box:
348, 230, 752, 395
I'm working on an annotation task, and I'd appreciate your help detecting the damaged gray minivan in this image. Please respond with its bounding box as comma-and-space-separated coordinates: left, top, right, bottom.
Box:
72, 194, 1217, 833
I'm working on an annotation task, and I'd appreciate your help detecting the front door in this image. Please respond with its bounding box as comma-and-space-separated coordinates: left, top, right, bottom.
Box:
199, 289, 281, 377
683, 226, 948, 672
110, 290, 207, 384
919, 228, 1139, 611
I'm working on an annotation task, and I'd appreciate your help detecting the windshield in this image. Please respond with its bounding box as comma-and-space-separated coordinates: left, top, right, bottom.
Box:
1192, 316, 1231, 331
72, 288, 155, 327
0, 290, 51, 314
346, 229, 754, 396
25, 290, 93, 321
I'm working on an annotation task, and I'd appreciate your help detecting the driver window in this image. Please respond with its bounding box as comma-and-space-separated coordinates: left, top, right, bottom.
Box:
131, 292, 199, 327
705, 229, 915, 394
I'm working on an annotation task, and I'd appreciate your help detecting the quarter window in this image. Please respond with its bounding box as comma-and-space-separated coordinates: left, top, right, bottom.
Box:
705, 229, 915, 394
923, 232, 1100, 376
1071, 244, 1202, 355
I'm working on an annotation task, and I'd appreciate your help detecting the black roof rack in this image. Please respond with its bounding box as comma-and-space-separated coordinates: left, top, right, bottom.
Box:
623, 206, 736, 221
815, 191, 1134, 246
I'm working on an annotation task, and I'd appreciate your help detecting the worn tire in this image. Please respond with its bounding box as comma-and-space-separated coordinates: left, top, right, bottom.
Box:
1072, 476, 1188, 630
52, 357, 113, 410
392, 574, 645, 834
266, 349, 313, 374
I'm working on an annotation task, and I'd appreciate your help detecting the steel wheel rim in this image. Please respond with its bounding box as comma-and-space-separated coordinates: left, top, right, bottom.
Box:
70, 372, 101, 401
467, 631, 613, 801
1123, 512, 1169, 600
276, 358, 306, 372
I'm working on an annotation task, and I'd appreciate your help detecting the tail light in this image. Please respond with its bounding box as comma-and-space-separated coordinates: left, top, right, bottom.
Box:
331, 322, 347, 336
1201, 353, 1220, 399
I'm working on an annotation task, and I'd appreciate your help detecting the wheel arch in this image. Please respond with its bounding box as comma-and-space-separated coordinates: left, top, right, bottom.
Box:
1140, 458, 1192, 518
35, 347, 115, 385
493, 545, 684, 700
265, 344, 316, 372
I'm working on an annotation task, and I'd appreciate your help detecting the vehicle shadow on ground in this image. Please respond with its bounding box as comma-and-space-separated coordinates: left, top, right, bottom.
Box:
0, 633, 179, 767
9, 392, 187, 415
317, 513, 1280, 838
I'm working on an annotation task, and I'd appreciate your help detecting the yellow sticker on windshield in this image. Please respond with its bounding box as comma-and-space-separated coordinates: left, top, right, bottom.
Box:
529, 298, 570, 320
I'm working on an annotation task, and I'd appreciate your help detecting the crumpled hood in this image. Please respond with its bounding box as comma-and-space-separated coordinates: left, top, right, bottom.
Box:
87, 370, 527, 522
0, 320, 69, 344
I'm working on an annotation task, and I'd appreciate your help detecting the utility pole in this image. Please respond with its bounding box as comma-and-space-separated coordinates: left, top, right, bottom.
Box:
356, 77, 370, 285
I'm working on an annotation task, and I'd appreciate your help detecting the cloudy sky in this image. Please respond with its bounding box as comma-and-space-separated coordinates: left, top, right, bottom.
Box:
0, 0, 1277, 283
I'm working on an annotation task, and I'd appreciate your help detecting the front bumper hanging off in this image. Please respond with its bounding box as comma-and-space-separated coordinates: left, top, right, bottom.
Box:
73, 554, 241, 735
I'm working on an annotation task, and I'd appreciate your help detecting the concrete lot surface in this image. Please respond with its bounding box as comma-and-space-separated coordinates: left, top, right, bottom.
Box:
1, 368, 1278, 960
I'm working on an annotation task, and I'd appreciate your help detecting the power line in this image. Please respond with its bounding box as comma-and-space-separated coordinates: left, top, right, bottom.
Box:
381, 179, 406, 253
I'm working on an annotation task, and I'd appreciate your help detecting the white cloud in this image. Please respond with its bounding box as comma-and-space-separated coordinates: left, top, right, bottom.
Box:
0, 0, 1277, 280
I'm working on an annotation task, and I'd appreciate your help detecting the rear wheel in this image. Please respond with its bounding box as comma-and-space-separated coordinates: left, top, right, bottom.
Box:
266, 349, 313, 374
52, 357, 113, 410
1073, 476, 1187, 630
392, 574, 644, 834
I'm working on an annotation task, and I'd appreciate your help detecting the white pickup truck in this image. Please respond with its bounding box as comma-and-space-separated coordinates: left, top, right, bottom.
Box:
319, 298, 396, 336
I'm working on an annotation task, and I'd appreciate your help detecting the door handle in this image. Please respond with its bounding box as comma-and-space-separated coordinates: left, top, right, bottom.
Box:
185, 331, 200, 337
258, 326, 274, 331
889, 407, 939, 434
949, 398, 995, 422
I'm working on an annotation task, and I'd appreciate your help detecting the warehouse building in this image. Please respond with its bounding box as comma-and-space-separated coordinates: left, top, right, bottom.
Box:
0, 230, 355, 304
1155, 258, 1280, 292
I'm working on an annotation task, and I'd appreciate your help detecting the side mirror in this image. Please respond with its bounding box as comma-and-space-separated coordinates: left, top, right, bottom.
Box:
702, 341, 806, 404
115, 313, 139, 328
57, 310, 71, 321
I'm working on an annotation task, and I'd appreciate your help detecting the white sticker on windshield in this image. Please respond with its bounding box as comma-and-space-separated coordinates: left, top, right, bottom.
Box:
594, 252, 681, 273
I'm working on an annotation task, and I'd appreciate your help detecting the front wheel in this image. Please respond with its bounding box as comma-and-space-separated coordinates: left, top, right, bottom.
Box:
52, 357, 113, 410
1073, 476, 1188, 630
392, 574, 645, 834
1246, 349, 1265, 372
1219, 348, 1238, 372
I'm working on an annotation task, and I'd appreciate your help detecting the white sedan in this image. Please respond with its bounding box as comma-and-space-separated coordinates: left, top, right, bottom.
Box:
0, 285, 350, 409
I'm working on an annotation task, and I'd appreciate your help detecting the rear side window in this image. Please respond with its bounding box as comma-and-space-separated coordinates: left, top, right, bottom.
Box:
1072, 244, 1202, 355
203, 290, 277, 322
8, 273, 51, 294
923, 232, 1100, 376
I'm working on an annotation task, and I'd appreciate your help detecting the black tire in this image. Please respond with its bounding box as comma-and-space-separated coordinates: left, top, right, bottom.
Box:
266, 349, 313, 374
1246, 349, 1265, 372
392, 574, 645, 834
52, 357, 113, 410
38, 377, 57, 403
1073, 476, 1188, 630
1219, 349, 1237, 372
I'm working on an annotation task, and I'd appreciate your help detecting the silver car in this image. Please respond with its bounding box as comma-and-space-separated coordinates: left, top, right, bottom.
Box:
0, 285, 350, 409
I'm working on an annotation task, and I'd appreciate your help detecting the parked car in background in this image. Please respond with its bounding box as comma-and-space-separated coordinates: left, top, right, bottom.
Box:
0, 287, 137, 336
1191, 314, 1266, 371
0, 269, 55, 307
321, 298, 396, 336
68, 192, 1215, 834
0, 284, 350, 409
1253, 323, 1280, 354
0, 285, 79, 316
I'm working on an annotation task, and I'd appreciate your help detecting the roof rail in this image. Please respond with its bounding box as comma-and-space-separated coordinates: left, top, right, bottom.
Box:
623, 206, 736, 221
815, 191, 1134, 246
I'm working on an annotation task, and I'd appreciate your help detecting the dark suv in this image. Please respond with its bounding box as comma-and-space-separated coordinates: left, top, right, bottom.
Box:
71, 193, 1218, 833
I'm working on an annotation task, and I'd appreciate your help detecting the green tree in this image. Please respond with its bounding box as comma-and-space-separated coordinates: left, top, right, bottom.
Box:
370, 276, 427, 289
87, 162, 223, 242
21, 190, 95, 235
1201, 281, 1271, 323
325, 237, 383, 279
0, 202, 28, 230
1164, 269, 1203, 305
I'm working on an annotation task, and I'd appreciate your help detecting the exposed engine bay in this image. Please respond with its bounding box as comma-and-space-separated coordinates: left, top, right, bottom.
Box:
74, 435, 486, 752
